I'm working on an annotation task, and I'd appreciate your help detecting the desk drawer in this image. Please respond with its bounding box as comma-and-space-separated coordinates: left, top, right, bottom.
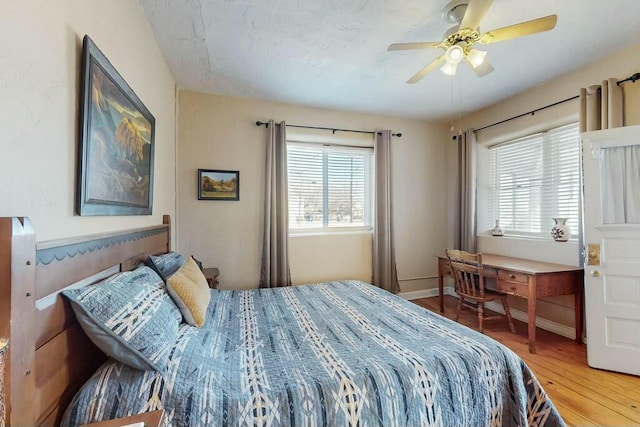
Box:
496, 279, 528, 297
498, 270, 529, 284
483, 266, 498, 279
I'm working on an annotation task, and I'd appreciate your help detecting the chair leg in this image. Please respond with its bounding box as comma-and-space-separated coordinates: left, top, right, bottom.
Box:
501, 297, 517, 334
478, 302, 484, 334
455, 296, 464, 322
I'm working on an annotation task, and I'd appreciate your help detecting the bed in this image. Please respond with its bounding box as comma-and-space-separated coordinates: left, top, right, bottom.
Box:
0, 217, 564, 426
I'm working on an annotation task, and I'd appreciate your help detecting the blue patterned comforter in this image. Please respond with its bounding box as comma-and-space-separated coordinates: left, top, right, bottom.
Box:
62, 281, 564, 426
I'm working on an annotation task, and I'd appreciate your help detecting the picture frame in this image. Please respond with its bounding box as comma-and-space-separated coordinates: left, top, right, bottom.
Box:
76, 35, 155, 216
198, 169, 240, 201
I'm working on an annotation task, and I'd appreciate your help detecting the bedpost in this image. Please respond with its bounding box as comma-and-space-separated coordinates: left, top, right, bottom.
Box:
163, 214, 171, 251
0, 217, 37, 426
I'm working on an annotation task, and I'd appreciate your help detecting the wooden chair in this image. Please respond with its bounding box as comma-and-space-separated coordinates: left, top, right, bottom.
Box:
446, 249, 516, 334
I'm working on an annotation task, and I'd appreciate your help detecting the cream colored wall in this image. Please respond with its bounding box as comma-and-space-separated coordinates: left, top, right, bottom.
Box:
449, 43, 640, 330
0, 0, 176, 243
177, 91, 449, 290
290, 233, 372, 285
459, 43, 640, 145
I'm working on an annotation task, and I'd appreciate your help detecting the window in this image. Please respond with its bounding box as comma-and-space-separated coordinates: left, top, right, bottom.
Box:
287, 142, 373, 232
487, 123, 580, 239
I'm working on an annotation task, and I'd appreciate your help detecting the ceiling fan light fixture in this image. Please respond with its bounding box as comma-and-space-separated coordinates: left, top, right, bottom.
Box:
466, 48, 487, 68
444, 45, 464, 64
441, 61, 459, 76
389, 0, 558, 83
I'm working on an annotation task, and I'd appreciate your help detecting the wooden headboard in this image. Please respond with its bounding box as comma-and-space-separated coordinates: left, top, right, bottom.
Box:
0, 216, 171, 426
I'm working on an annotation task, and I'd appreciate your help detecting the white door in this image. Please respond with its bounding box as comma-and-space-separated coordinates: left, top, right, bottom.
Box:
582, 124, 640, 376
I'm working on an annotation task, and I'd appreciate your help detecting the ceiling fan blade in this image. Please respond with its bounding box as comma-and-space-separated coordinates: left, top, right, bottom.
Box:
407, 56, 445, 84
388, 42, 440, 51
465, 57, 494, 77
479, 15, 557, 44
459, 0, 493, 30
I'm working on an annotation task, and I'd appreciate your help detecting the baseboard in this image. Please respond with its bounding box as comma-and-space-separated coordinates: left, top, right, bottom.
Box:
401, 287, 576, 340
482, 300, 576, 340
397, 288, 441, 300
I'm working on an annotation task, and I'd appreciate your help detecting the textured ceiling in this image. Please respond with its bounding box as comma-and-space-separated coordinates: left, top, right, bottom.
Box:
140, 0, 640, 120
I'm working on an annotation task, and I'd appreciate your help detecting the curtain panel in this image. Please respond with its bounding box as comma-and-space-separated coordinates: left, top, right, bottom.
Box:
372, 130, 400, 294
579, 78, 623, 132
259, 120, 291, 288
456, 129, 477, 252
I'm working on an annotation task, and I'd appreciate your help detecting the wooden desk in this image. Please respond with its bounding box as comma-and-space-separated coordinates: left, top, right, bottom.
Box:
437, 254, 583, 353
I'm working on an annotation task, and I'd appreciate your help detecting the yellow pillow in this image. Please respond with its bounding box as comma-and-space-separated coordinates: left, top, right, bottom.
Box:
166, 257, 211, 327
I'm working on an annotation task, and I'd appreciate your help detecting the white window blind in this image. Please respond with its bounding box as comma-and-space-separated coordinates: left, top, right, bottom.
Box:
488, 123, 580, 239
287, 142, 372, 231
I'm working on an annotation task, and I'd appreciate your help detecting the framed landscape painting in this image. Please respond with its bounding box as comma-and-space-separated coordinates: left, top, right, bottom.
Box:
198, 169, 240, 201
76, 35, 155, 216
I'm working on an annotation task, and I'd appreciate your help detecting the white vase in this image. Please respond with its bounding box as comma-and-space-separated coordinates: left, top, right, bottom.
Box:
491, 219, 504, 236
551, 218, 570, 242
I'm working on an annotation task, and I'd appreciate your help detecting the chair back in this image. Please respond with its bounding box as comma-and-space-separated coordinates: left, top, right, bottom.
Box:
446, 249, 486, 298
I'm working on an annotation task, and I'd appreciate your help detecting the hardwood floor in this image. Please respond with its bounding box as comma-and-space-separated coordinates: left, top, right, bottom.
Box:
413, 295, 640, 427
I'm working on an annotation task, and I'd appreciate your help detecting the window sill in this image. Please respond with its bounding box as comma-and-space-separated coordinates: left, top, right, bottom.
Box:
290, 228, 373, 238
481, 233, 578, 243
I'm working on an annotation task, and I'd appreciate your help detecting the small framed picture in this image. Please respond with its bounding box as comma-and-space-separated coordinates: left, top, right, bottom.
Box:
198, 169, 240, 201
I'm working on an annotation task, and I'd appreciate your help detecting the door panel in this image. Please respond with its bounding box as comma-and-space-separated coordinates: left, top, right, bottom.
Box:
606, 317, 640, 349
605, 237, 640, 259
604, 275, 640, 305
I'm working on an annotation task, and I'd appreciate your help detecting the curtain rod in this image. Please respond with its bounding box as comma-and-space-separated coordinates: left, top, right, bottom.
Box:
473, 71, 639, 135
618, 72, 640, 85
255, 121, 402, 137
474, 95, 580, 133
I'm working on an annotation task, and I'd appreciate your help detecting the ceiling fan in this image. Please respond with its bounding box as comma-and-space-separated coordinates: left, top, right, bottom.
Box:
388, 0, 557, 83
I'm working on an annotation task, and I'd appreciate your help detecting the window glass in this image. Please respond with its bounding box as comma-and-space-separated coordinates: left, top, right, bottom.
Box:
288, 142, 372, 232
488, 123, 580, 238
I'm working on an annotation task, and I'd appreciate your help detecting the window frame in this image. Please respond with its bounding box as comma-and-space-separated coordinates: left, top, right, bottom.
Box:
486, 122, 580, 240
286, 140, 374, 235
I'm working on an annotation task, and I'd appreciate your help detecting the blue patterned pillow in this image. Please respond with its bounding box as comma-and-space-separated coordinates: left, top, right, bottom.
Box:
62, 266, 182, 373
148, 252, 186, 280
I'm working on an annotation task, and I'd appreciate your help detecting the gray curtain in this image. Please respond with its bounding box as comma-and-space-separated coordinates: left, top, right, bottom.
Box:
259, 120, 291, 288
579, 78, 623, 132
455, 129, 477, 252
372, 130, 400, 294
